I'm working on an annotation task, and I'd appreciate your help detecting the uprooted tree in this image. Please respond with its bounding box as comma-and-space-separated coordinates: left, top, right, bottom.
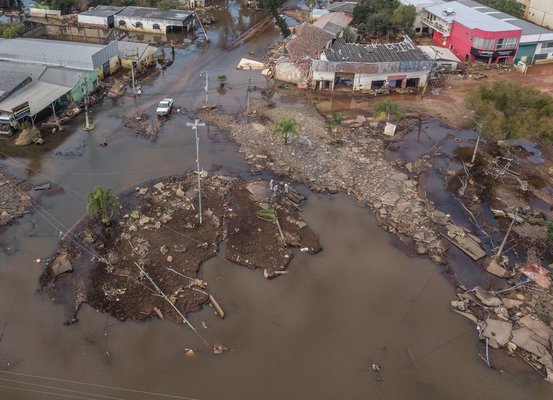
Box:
465, 81, 553, 141
86, 186, 119, 225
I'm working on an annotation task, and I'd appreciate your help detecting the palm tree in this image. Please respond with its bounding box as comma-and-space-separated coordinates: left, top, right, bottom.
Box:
374, 98, 404, 122
305, 0, 316, 20
86, 186, 118, 225
272, 117, 299, 145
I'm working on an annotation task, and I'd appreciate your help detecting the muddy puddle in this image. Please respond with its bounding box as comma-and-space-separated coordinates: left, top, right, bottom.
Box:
1, 1, 553, 398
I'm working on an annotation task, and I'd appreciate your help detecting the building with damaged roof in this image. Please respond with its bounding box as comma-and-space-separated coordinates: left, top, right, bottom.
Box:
311, 37, 433, 91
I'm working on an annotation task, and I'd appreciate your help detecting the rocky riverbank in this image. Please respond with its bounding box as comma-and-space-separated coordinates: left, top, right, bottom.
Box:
41, 172, 320, 323
198, 99, 553, 380
199, 100, 450, 262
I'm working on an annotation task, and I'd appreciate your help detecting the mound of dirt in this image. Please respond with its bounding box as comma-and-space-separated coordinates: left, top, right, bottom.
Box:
41, 172, 321, 324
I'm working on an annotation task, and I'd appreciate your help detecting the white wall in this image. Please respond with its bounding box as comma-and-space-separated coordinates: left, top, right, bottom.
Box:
524, 0, 553, 29
78, 14, 109, 27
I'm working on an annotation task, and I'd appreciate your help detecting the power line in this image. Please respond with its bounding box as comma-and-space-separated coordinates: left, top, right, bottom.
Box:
0, 377, 124, 400
0, 371, 201, 400
0, 382, 99, 400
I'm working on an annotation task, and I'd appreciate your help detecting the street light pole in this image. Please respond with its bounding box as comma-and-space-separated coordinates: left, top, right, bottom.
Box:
200, 71, 208, 107
186, 119, 206, 224
463, 115, 482, 164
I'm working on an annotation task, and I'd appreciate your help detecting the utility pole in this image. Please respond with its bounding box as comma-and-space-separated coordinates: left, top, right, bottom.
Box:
200, 71, 208, 107
463, 115, 482, 164
186, 119, 206, 224
127, 47, 140, 97
82, 77, 94, 131
495, 197, 518, 260
246, 77, 252, 114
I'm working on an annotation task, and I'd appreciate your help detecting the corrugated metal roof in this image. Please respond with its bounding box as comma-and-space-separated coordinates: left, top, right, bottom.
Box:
326, 2, 357, 15
313, 12, 353, 32
425, 2, 521, 32
0, 38, 112, 70
39, 67, 86, 88
80, 5, 125, 17
457, 0, 553, 37
0, 71, 29, 96
117, 6, 193, 22
325, 38, 431, 63
0, 80, 70, 116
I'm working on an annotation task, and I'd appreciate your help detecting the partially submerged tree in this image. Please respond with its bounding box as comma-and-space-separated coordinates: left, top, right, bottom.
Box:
262, 0, 291, 38
86, 186, 118, 225
272, 117, 299, 145
465, 81, 553, 141
374, 98, 404, 121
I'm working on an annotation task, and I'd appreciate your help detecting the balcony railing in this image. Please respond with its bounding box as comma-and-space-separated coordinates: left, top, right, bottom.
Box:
422, 16, 451, 35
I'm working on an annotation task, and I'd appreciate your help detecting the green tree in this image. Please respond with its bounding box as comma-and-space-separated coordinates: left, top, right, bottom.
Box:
353, 0, 400, 24
262, 0, 290, 38
86, 186, 118, 225
156, 0, 180, 9
305, 0, 316, 17
331, 112, 344, 126
0, 22, 25, 38
374, 98, 404, 121
272, 117, 299, 145
478, 0, 524, 18
465, 81, 553, 141
393, 4, 416, 34
340, 26, 356, 43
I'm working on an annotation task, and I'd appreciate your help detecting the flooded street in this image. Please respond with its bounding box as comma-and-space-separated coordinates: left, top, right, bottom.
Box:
1, 2, 553, 399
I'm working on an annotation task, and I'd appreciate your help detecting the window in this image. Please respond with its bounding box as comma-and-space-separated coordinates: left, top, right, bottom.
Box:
119, 20, 126, 26
153, 23, 160, 30
468, 35, 473, 42
135, 21, 143, 28
543, 42, 553, 49
496, 37, 517, 49
473, 37, 494, 50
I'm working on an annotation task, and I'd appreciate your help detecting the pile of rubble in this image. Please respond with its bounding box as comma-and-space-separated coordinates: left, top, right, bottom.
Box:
453, 278, 553, 380
43, 172, 320, 323
0, 172, 31, 226
199, 101, 450, 263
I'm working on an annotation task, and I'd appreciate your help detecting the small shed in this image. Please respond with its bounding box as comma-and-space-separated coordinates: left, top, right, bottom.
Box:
117, 41, 161, 70
418, 45, 461, 70
78, 6, 126, 28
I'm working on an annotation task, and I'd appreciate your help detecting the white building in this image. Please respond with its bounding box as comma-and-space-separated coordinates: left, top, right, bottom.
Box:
78, 6, 126, 28
399, 0, 444, 35
516, 0, 553, 29
311, 37, 433, 91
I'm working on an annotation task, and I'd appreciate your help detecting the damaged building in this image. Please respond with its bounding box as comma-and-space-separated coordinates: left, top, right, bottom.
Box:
274, 23, 334, 87
272, 23, 433, 92
311, 37, 434, 91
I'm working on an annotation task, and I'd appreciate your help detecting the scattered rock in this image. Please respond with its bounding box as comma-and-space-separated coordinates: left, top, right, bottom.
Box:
153, 182, 165, 191
511, 327, 550, 358
474, 287, 502, 307
51, 253, 73, 276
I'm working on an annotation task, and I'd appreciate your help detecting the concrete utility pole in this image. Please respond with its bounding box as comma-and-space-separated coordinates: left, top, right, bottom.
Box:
126, 47, 140, 97
463, 115, 482, 164
246, 77, 252, 114
200, 71, 208, 107
82, 77, 94, 131
495, 197, 518, 260
186, 119, 206, 224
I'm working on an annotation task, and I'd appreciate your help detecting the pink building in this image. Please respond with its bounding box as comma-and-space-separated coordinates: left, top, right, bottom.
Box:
422, 2, 522, 64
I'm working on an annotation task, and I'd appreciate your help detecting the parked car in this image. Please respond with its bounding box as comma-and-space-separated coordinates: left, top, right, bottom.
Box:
156, 98, 174, 116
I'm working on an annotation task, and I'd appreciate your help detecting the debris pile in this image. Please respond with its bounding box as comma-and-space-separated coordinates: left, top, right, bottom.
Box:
41, 172, 320, 323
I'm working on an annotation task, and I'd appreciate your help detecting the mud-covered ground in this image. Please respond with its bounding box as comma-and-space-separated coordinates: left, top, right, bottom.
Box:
0, 169, 31, 227
40, 172, 320, 323
198, 97, 553, 379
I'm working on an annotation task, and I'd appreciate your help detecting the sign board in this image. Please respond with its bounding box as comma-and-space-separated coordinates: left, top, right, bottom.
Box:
12, 102, 30, 121
384, 122, 396, 137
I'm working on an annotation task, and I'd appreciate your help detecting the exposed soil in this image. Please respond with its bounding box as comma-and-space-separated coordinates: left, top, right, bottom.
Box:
40, 172, 321, 323
0, 169, 31, 227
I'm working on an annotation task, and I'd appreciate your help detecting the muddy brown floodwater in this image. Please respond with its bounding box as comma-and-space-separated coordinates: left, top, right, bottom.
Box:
0, 1, 553, 399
